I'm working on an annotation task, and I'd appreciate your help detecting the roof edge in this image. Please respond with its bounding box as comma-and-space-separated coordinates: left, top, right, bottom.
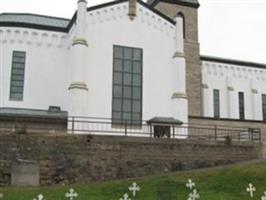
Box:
201, 55, 266, 69
0, 12, 70, 22
148, 0, 200, 9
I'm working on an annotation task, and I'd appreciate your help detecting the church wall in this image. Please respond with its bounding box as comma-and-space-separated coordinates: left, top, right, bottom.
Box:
0, 28, 69, 111
83, 2, 182, 120
201, 60, 266, 120
153, 2, 202, 117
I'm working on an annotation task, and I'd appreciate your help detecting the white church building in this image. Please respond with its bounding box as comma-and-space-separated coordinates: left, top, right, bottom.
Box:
0, 0, 265, 136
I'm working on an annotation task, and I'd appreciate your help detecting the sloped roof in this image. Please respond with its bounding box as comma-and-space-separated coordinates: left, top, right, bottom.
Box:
0, 107, 68, 120
0, 13, 70, 32
147, 0, 200, 8
0, 0, 176, 32
147, 117, 183, 125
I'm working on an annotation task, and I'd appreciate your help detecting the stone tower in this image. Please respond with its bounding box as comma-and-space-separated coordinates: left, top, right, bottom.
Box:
147, 0, 201, 117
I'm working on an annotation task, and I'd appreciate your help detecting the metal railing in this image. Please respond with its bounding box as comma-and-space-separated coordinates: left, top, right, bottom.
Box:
0, 116, 261, 143
67, 117, 261, 143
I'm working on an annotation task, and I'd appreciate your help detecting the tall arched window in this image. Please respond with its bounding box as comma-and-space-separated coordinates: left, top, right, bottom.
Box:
176, 12, 186, 39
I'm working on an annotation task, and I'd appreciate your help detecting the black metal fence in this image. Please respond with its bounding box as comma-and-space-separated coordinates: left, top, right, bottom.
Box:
0, 116, 261, 143
67, 117, 261, 143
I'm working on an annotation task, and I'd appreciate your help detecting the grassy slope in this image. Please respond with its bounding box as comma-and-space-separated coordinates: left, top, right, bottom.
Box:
1, 161, 266, 200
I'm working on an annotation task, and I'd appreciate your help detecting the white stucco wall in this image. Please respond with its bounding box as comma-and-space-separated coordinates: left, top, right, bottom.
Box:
201, 60, 266, 120
0, 1, 187, 123
0, 27, 69, 111
78, 2, 184, 121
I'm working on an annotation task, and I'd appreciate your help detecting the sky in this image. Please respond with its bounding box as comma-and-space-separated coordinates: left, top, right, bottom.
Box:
0, 0, 266, 63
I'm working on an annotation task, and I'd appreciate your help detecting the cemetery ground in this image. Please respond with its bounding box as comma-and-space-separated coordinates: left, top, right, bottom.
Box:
0, 160, 266, 200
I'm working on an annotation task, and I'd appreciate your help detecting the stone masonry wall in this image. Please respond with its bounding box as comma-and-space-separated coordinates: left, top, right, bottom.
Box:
0, 133, 261, 186
189, 116, 266, 158
154, 2, 202, 116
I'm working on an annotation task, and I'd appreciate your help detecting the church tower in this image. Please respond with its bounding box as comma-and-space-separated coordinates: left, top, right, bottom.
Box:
68, 0, 89, 117
147, 0, 201, 118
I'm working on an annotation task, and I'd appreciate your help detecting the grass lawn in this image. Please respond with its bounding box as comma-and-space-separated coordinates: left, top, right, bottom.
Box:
1, 161, 266, 200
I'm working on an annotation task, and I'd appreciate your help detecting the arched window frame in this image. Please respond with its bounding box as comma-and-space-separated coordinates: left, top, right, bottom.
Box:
176, 12, 186, 39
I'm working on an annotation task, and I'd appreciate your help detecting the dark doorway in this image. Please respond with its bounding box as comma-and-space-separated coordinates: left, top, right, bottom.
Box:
154, 125, 171, 138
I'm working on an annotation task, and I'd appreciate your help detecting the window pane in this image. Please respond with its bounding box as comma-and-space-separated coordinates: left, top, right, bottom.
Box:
13, 63, 25, 69
10, 93, 23, 100
124, 73, 132, 85
113, 72, 123, 84
113, 86, 122, 97
10, 51, 26, 101
112, 46, 142, 126
113, 99, 122, 111
12, 68, 24, 75
213, 89, 220, 118
114, 46, 123, 58
112, 112, 122, 124
124, 60, 132, 73
239, 92, 245, 120
122, 112, 131, 123
132, 113, 141, 123
133, 61, 141, 74
133, 101, 141, 112
123, 86, 132, 98
13, 57, 25, 63
123, 99, 131, 112
14, 51, 26, 57
11, 81, 23, 87
124, 48, 132, 59
133, 87, 141, 99
114, 59, 123, 71
11, 87, 23, 93
133, 49, 141, 60
262, 94, 266, 121
133, 74, 141, 86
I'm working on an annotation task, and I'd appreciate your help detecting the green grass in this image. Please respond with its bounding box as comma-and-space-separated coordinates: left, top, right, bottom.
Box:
1, 161, 266, 200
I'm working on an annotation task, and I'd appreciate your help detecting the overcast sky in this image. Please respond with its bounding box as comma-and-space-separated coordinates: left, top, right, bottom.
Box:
0, 0, 266, 63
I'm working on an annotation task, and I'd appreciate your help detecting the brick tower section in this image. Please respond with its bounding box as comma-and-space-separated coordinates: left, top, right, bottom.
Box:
153, 2, 201, 117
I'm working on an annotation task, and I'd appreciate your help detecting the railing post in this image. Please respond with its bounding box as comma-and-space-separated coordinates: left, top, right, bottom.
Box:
150, 125, 153, 138
125, 121, 127, 136
72, 117, 75, 134
259, 128, 262, 142
173, 126, 175, 139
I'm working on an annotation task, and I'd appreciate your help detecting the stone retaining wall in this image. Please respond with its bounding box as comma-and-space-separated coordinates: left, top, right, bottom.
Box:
0, 133, 262, 186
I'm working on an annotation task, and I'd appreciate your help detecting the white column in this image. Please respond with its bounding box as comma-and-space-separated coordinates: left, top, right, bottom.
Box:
201, 72, 211, 117
226, 76, 237, 119
68, 0, 89, 117
250, 79, 261, 120
171, 15, 188, 124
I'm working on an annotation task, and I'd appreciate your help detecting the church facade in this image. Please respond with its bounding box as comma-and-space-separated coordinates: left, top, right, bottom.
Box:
0, 0, 265, 133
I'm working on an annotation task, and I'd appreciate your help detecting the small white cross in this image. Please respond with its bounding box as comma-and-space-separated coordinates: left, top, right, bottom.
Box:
246, 183, 256, 197
65, 188, 78, 200
186, 179, 195, 190
261, 191, 266, 200
128, 182, 140, 196
119, 193, 131, 200
0, 193, 3, 199
188, 189, 200, 200
33, 194, 45, 200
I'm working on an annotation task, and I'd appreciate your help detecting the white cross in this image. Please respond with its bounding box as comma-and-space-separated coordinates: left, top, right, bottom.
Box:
188, 189, 200, 200
261, 191, 266, 200
128, 182, 140, 196
33, 194, 45, 200
0, 193, 3, 199
65, 188, 78, 200
119, 193, 131, 200
246, 183, 256, 197
186, 179, 195, 190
